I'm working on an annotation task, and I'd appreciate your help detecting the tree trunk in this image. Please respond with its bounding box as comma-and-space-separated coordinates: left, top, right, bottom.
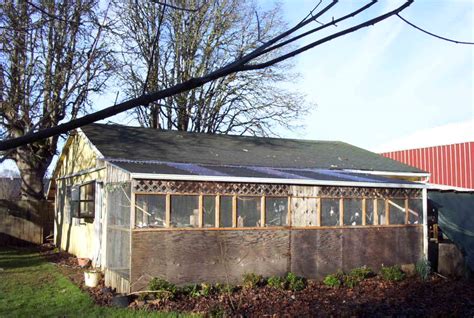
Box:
14, 147, 51, 201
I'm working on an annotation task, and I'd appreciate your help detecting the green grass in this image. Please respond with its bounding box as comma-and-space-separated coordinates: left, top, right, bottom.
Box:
0, 247, 192, 318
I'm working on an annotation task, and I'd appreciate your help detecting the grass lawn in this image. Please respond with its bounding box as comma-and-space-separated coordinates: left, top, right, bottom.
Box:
0, 247, 191, 318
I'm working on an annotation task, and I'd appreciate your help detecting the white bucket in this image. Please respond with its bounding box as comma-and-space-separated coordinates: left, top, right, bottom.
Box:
84, 270, 101, 288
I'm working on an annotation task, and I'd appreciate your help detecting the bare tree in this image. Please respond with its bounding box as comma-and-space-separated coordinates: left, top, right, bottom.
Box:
0, 0, 414, 151
0, 0, 114, 201
115, 0, 308, 136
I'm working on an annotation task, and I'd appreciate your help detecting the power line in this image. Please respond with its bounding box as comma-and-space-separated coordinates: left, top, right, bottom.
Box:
397, 14, 474, 45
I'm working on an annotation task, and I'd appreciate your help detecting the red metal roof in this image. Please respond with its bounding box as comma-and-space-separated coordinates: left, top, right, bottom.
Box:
381, 142, 474, 189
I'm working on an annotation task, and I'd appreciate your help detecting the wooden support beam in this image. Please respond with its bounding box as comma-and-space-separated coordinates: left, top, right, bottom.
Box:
232, 195, 237, 228
261, 196, 266, 227
288, 197, 292, 226
165, 194, 171, 228
198, 195, 203, 228
385, 199, 390, 225
130, 192, 136, 229
362, 198, 366, 226
215, 195, 220, 228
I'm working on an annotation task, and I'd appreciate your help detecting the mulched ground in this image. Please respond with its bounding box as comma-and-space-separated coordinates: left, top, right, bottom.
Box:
40, 244, 474, 317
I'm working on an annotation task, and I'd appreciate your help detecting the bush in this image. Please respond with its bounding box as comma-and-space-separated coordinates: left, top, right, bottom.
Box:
267, 276, 286, 289
349, 266, 373, 280
380, 265, 405, 281
416, 258, 431, 281
148, 278, 178, 300
242, 273, 263, 289
323, 274, 341, 288
285, 272, 306, 292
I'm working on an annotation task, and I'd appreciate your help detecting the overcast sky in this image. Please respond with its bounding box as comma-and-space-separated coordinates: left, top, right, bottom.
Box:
1, 0, 473, 174
271, 0, 473, 152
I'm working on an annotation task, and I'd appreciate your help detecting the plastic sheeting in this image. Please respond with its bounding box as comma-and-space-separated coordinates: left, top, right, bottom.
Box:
428, 191, 474, 271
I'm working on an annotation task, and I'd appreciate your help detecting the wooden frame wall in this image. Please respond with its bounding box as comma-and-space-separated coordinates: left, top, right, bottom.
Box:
132, 190, 423, 230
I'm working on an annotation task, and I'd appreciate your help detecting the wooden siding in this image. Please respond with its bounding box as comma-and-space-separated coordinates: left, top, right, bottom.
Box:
130, 226, 423, 291
382, 142, 474, 189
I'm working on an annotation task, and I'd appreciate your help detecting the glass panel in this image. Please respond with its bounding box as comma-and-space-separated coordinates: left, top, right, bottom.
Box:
220, 196, 233, 227
171, 195, 199, 228
408, 199, 423, 224
81, 183, 95, 201
321, 198, 340, 226
135, 194, 166, 228
389, 199, 406, 225
266, 197, 288, 226
343, 199, 362, 226
203, 196, 216, 228
237, 196, 261, 227
377, 199, 387, 225
80, 201, 95, 217
366, 199, 374, 225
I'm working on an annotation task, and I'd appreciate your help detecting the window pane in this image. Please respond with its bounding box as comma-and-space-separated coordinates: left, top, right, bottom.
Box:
343, 199, 362, 226
135, 194, 166, 228
220, 196, 233, 227
389, 199, 406, 225
377, 199, 387, 225
80, 183, 95, 201
321, 198, 340, 226
408, 199, 423, 224
266, 197, 288, 226
237, 196, 261, 227
203, 196, 216, 228
366, 199, 374, 225
171, 195, 199, 228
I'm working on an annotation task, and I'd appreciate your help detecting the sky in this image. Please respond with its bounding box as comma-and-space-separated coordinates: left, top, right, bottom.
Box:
1, 0, 473, 174
270, 0, 473, 152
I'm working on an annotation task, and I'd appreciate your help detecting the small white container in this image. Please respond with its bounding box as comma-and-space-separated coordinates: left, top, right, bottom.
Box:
84, 270, 101, 288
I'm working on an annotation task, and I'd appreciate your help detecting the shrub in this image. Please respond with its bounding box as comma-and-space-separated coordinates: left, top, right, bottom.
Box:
380, 265, 405, 281
349, 266, 373, 280
148, 278, 178, 300
323, 274, 341, 288
242, 273, 263, 289
267, 276, 286, 289
285, 272, 306, 291
416, 258, 431, 281
343, 274, 360, 288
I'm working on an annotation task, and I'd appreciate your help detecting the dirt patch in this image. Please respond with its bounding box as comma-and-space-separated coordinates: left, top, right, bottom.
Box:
40, 244, 474, 316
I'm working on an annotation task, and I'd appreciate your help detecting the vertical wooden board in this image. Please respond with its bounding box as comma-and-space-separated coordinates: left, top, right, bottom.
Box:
291, 197, 318, 226
289, 185, 321, 197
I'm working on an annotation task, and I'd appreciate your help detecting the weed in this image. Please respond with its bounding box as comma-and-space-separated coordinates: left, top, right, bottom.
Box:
148, 278, 178, 300
349, 266, 373, 280
380, 265, 405, 281
323, 274, 341, 288
267, 276, 286, 289
285, 272, 306, 291
242, 273, 263, 289
415, 258, 431, 281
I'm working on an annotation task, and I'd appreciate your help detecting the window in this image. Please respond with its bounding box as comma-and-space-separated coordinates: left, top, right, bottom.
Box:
237, 196, 261, 227
321, 198, 340, 226
388, 199, 406, 225
171, 195, 199, 228
377, 199, 387, 225
343, 199, 362, 226
220, 196, 233, 227
203, 196, 216, 227
265, 197, 288, 226
408, 199, 423, 224
135, 194, 166, 228
71, 182, 95, 218
366, 199, 375, 225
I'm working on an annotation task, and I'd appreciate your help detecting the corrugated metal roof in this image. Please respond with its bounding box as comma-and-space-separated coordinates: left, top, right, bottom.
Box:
110, 160, 419, 186
81, 124, 425, 173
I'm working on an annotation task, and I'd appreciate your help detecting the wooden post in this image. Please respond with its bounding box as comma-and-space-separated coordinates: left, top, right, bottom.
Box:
261, 196, 266, 227
316, 197, 321, 226
215, 195, 220, 228
130, 192, 136, 229
288, 196, 292, 226
385, 199, 390, 225
198, 195, 203, 228
232, 195, 237, 228
362, 198, 366, 226
339, 198, 344, 226
165, 194, 171, 228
